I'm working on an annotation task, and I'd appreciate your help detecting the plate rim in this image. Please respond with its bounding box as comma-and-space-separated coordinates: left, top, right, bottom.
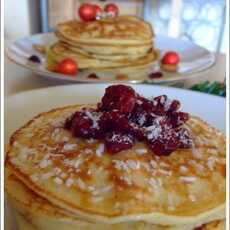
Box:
6, 83, 225, 102
6, 33, 216, 84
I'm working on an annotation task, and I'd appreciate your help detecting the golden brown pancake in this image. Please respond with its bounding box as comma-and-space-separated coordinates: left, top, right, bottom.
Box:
56, 32, 153, 56
46, 16, 157, 76
47, 42, 157, 70
6, 167, 225, 230
5, 105, 225, 228
57, 16, 154, 45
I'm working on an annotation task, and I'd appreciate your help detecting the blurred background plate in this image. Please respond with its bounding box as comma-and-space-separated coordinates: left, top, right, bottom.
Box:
6, 33, 215, 84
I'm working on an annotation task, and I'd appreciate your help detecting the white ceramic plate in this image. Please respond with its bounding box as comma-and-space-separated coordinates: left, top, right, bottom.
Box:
6, 33, 215, 84
5, 84, 225, 230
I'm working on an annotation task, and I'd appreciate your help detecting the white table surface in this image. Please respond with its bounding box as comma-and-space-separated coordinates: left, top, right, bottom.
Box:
5, 53, 226, 97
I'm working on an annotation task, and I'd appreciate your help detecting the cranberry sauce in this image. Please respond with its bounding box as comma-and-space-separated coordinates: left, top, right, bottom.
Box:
64, 85, 192, 155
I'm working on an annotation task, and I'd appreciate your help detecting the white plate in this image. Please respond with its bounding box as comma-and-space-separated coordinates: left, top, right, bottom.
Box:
6, 33, 215, 84
5, 84, 225, 230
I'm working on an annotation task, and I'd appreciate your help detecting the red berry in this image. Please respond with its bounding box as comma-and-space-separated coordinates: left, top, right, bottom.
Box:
104, 3, 119, 17
170, 112, 189, 128
161, 51, 180, 65
88, 73, 99, 79
70, 110, 103, 139
99, 110, 130, 132
149, 72, 163, 79
148, 129, 179, 156
167, 100, 181, 113
105, 131, 134, 153
152, 95, 168, 115
64, 84, 192, 156
28, 55, 41, 63
56, 58, 78, 75
93, 4, 102, 15
100, 85, 137, 114
79, 4, 96, 22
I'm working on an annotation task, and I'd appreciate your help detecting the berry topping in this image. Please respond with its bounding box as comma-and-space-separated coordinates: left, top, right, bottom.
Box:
88, 73, 99, 79
100, 85, 137, 114
149, 129, 179, 156
28, 55, 41, 63
104, 3, 119, 17
149, 72, 163, 79
105, 132, 134, 154
170, 112, 189, 128
65, 85, 192, 156
56, 58, 78, 76
79, 4, 97, 22
161, 51, 180, 65
99, 110, 130, 132
70, 109, 103, 139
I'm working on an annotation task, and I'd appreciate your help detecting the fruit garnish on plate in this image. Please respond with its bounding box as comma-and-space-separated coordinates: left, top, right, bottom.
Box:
78, 3, 98, 22
87, 73, 100, 79
161, 51, 180, 72
104, 3, 119, 17
56, 58, 78, 76
65, 85, 192, 155
149, 71, 163, 79
28, 55, 41, 63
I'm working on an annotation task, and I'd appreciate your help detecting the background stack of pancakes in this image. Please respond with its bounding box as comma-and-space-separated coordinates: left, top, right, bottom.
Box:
5, 105, 226, 230
47, 16, 158, 76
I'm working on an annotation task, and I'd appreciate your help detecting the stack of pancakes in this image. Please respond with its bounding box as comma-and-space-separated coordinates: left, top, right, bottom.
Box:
5, 105, 226, 230
47, 16, 158, 75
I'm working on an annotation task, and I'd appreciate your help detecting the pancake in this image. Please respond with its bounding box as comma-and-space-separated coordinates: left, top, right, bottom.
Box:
66, 44, 149, 62
57, 16, 154, 46
56, 32, 153, 56
6, 167, 226, 230
5, 104, 226, 227
46, 16, 158, 76
47, 42, 157, 70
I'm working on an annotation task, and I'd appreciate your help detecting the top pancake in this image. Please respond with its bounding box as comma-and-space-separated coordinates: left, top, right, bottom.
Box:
5, 105, 226, 225
57, 16, 154, 45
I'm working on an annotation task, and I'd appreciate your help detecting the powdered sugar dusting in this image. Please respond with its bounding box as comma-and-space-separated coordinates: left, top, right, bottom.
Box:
96, 143, 105, 157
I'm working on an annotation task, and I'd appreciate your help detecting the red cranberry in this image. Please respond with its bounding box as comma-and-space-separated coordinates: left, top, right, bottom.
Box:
152, 95, 168, 115
130, 105, 149, 126
167, 100, 181, 113
148, 129, 179, 156
105, 131, 135, 153
70, 110, 103, 139
64, 84, 192, 156
128, 122, 146, 141
88, 73, 99, 79
131, 96, 158, 126
144, 117, 171, 141
136, 96, 155, 112
100, 85, 137, 114
149, 71, 163, 79
28, 55, 41, 63
64, 114, 74, 129
99, 110, 130, 132
170, 112, 189, 128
